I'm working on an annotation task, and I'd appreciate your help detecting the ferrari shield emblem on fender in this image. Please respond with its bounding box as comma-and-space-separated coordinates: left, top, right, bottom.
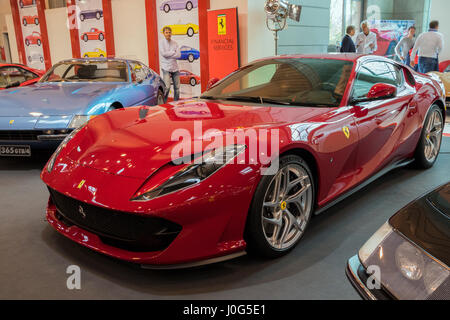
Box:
77, 180, 86, 189
342, 126, 350, 139
218, 14, 226, 35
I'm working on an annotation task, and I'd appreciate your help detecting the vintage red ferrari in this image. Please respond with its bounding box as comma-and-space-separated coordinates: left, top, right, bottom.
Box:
80, 28, 105, 42
25, 31, 41, 46
0, 63, 44, 90
22, 15, 39, 26
180, 69, 200, 86
41, 54, 445, 269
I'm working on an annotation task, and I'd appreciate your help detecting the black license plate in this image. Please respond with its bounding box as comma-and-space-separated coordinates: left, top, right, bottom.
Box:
0, 145, 31, 157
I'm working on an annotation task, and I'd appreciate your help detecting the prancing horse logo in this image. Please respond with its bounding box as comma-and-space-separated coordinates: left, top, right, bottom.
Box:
78, 205, 87, 219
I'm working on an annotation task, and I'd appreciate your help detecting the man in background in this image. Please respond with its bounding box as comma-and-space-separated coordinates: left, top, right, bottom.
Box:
395, 26, 416, 66
411, 20, 444, 73
159, 26, 181, 102
340, 26, 356, 53
355, 21, 377, 54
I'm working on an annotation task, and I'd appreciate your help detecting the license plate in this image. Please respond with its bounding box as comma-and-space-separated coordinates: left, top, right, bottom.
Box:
0, 145, 31, 157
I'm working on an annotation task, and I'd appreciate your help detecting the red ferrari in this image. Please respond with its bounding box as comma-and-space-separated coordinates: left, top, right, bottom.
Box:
80, 28, 105, 42
0, 63, 44, 90
180, 69, 200, 86
22, 15, 39, 26
19, 0, 35, 8
24, 31, 41, 46
41, 54, 445, 268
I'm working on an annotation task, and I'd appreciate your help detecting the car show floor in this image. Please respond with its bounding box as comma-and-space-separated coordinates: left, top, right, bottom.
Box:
0, 135, 449, 300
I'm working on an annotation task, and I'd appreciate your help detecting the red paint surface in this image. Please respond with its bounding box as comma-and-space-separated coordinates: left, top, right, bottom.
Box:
9, 0, 27, 64
36, 0, 52, 69
198, 0, 210, 92
145, 0, 160, 72
66, 0, 81, 59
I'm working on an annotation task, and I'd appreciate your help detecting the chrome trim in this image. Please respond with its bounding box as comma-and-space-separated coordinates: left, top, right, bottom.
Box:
346, 255, 377, 300
37, 134, 69, 141
141, 251, 246, 270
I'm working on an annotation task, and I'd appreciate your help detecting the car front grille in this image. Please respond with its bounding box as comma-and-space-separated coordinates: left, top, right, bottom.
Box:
0, 130, 42, 141
49, 188, 182, 252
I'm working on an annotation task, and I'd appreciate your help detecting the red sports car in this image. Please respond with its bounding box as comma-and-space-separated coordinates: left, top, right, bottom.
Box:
41, 54, 445, 269
24, 31, 41, 46
0, 63, 44, 90
180, 69, 200, 86
22, 15, 39, 26
80, 28, 105, 42
19, 0, 35, 8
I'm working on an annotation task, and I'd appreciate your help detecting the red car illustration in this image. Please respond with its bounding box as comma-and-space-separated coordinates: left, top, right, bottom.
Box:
22, 15, 39, 26
80, 28, 105, 42
19, 0, 36, 8
180, 69, 200, 86
25, 31, 42, 46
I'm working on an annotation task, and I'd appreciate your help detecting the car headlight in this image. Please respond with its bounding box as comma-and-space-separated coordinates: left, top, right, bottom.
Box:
395, 241, 425, 281
46, 125, 85, 173
132, 145, 246, 201
69, 115, 96, 129
359, 222, 393, 266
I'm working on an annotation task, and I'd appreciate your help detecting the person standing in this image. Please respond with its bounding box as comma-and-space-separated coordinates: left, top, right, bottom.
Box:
159, 26, 181, 102
395, 26, 416, 66
411, 20, 444, 73
340, 26, 356, 53
355, 21, 378, 54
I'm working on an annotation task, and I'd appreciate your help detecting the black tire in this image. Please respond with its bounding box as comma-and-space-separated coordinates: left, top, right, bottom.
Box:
156, 89, 165, 105
23, 19, 27, 26
40, 56, 44, 63
99, 33, 104, 41
244, 155, 315, 258
100, 54, 104, 57
186, 1, 193, 10
37, 39, 41, 46
190, 77, 196, 86
84, 54, 89, 58
28, 56, 32, 62
188, 54, 194, 63
35, 18, 39, 25
25, 39, 30, 46
83, 34, 88, 42
20, 1, 24, 8
413, 104, 444, 169
187, 27, 194, 37
164, 4, 170, 13
96, 12, 101, 20
80, 14, 85, 21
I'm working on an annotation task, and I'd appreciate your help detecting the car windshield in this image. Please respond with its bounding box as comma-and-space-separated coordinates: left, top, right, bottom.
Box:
428, 184, 450, 217
201, 58, 354, 107
40, 61, 129, 83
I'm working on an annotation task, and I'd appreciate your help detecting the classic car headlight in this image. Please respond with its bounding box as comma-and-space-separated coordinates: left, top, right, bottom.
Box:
47, 125, 85, 173
359, 222, 393, 266
395, 242, 425, 281
69, 115, 96, 129
132, 145, 246, 201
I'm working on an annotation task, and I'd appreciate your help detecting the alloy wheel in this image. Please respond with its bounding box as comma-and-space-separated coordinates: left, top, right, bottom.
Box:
424, 109, 443, 163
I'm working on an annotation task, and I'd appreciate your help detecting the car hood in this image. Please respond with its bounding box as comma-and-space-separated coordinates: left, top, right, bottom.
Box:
0, 82, 122, 117
67, 99, 328, 179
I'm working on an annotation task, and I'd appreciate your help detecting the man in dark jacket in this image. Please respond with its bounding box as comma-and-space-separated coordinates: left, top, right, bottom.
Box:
340, 25, 356, 53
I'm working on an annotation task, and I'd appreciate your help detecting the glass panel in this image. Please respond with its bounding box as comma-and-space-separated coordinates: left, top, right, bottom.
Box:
352, 61, 397, 99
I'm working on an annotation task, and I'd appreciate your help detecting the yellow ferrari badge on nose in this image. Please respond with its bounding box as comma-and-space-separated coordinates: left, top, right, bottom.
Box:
9, 120, 14, 125
77, 180, 86, 189
342, 126, 350, 139
280, 201, 287, 211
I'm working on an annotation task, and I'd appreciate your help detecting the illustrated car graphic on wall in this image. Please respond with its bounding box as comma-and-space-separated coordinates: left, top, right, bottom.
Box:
25, 32, 42, 46
178, 46, 200, 63
0, 63, 43, 90
79, 9, 103, 21
22, 15, 39, 26
19, 0, 36, 8
179, 69, 200, 86
28, 52, 44, 64
80, 28, 105, 42
162, 23, 199, 37
83, 48, 107, 58
160, 0, 198, 13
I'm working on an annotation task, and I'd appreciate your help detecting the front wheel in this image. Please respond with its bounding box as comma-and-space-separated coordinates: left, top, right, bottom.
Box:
245, 155, 315, 258
186, 1, 193, 10
83, 34, 88, 42
187, 27, 194, 37
414, 105, 444, 169
190, 77, 196, 86
37, 39, 41, 46
99, 33, 104, 41
156, 90, 165, 105
35, 18, 39, 25
163, 4, 170, 13
188, 54, 194, 63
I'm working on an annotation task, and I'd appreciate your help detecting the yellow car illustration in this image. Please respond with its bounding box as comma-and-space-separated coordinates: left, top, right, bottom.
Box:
162, 23, 199, 37
83, 48, 107, 58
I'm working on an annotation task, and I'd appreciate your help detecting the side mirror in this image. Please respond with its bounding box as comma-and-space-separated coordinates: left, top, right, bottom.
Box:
206, 77, 220, 91
367, 83, 397, 100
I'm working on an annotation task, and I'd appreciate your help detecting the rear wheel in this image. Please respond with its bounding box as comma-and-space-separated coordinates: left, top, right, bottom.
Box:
99, 33, 104, 41
245, 155, 315, 258
190, 77, 196, 86
186, 1, 193, 10
96, 12, 101, 20
23, 19, 27, 26
163, 4, 170, 13
37, 39, 41, 46
414, 105, 444, 169
35, 18, 39, 25
80, 14, 85, 21
25, 39, 30, 46
157, 90, 165, 105
83, 34, 88, 42
187, 27, 194, 37
188, 54, 194, 63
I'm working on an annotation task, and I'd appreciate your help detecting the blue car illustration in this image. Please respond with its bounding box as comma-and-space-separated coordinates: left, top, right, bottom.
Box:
178, 46, 200, 63
0, 58, 165, 156
79, 9, 103, 21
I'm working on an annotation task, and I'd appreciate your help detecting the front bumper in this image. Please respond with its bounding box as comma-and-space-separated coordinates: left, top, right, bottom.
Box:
346, 255, 392, 300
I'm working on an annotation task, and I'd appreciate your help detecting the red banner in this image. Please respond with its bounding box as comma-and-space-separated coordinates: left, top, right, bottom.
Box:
207, 8, 239, 81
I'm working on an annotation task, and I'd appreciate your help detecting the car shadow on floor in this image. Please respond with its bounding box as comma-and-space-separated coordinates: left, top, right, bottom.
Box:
39, 162, 433, 297
0, 152, 52, 171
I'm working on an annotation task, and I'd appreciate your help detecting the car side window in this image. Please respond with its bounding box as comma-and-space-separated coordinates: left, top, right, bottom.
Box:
352, 61, 398, 99
385, 63, 404, 88
0, 67, 26, 87
19, 68, 38, 81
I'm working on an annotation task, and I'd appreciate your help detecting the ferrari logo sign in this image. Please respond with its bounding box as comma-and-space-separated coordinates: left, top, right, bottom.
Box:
218, 14, 226, 35
342, 126, 350, 139
9, 120, 14, 125
77, 180, 86, 189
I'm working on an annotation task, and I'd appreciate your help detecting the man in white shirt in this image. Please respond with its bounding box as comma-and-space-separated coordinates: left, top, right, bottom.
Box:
355, 21, 377, 54
159, 26, 181, 101
411, 20, 444, 74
